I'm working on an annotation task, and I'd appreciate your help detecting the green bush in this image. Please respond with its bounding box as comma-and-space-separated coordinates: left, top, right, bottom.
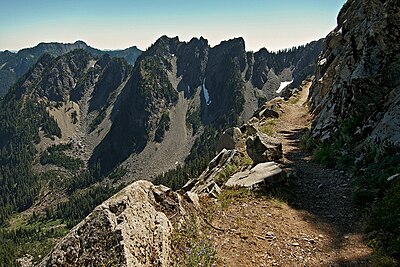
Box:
186, 107, 201, 133
215, 163, 238, 186
154, 111, 170, 142
299, 130, 319, 152
368, 179, 400, 261
313, 142, 341, 166
186, 239, 216, 267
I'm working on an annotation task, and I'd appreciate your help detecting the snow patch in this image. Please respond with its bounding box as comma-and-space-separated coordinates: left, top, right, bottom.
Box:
202, 78, 211, 105
276, 80, 293, 94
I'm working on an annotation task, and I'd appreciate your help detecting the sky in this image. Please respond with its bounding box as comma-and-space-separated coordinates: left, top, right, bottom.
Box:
0, 0, 346, 52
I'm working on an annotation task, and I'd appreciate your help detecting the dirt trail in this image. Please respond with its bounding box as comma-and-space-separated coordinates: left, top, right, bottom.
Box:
211, 82, 372, 266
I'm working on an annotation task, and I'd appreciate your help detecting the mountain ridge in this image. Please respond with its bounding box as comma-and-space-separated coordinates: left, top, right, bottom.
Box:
0, 40, 142, 96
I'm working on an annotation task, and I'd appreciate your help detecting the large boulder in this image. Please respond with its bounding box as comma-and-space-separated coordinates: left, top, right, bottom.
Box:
39, 181, 177, 267
216, 127, 243, 152
259, 108, 279, 119
225, 162, 283, 189
246, 133, 282, 164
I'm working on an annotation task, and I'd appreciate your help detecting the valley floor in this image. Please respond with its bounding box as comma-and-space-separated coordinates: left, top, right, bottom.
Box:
209, 83, 372, 266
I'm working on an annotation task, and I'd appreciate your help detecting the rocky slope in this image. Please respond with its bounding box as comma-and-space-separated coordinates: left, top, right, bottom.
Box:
309, 0, 400, 147
39, 80, 374, 267
0, 41, 142, 96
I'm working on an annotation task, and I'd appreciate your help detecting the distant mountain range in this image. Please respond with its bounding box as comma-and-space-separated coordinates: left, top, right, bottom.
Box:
0, 41, 142, 96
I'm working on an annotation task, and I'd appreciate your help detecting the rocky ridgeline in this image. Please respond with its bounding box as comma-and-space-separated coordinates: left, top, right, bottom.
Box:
0, 41, 141, 96
38, 98, 287, 266
309, 0, 400, 146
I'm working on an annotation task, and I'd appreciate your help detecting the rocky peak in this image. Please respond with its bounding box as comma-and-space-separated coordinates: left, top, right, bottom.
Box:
176, 37, 209, 91
37, 49, 94, 101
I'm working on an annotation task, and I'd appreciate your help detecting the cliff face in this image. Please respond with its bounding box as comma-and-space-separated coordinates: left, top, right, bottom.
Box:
309, 0, 400, 146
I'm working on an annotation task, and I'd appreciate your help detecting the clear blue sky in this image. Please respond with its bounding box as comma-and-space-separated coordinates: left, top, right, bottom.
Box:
0, 0, 346, 52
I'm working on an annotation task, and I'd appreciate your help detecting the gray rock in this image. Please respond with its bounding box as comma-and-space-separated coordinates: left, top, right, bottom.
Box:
186, 149, 239, 197
216, 127, 243, 152
308, 0, 400, 149
240, 123, 258, 136
225, 162, 283, 189
387, 173, 400, 182
248, 117, 260, 125
246, 133, 283, 164
259, 108, 279, 119
39, 181, 175, 267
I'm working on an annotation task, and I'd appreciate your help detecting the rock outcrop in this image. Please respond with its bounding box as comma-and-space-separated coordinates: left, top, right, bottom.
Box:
216, 127, 243, 152
39, 181, 177, 267
246, 133, 283, 164
309, 0, 400, 146
183, 149, 240, 196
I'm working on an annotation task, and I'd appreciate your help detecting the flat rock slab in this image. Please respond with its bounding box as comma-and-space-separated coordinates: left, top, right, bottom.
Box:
225, 162, 283, 189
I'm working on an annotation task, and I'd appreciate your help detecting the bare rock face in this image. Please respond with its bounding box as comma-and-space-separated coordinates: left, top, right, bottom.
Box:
39, 181, 176, 267
309, 0, 400, 145
246, 133, 282, 164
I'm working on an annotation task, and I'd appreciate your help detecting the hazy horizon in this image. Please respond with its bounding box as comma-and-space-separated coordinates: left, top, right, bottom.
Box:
0, 0, 346, 52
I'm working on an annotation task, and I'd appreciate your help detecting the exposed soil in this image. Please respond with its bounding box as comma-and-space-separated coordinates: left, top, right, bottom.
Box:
210, 82, 372, 266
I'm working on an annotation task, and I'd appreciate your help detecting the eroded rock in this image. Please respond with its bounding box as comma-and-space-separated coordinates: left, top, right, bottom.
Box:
184, 149, 239, 197
39, 181, 176, 267
216, 127, 243, 152
308, 0, 400, 148
246, 133, 282, 164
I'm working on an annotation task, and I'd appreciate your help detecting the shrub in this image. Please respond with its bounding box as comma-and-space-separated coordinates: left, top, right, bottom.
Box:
368, 179, 400, 261
215, 163, 238, 186
313, 142, 341, 167
299, 130, 319, 152
259, 119, 276, 137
